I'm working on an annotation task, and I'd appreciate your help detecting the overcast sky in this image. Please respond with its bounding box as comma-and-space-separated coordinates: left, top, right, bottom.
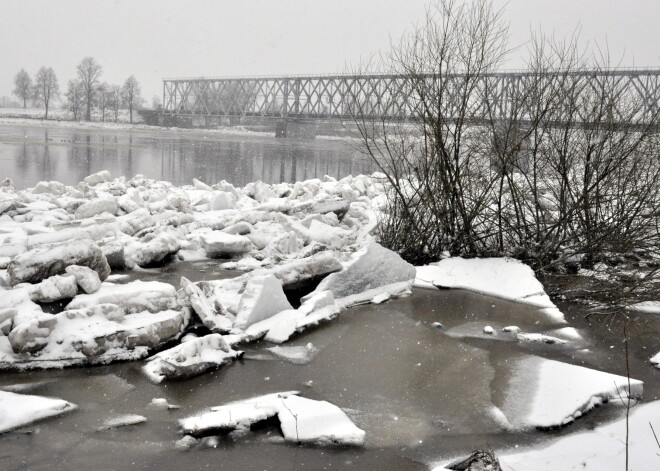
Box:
1, 0, 658, 105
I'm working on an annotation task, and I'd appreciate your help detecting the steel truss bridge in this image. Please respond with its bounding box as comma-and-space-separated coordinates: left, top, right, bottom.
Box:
163, 69, 660, 127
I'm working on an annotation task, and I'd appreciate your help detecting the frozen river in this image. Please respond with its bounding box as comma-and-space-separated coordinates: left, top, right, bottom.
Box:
0, 122, 659, 470
0, 123, 375, 189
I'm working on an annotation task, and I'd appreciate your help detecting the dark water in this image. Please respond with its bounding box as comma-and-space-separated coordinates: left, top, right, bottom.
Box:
1, 262, 658, 471
0, 123, 374, 189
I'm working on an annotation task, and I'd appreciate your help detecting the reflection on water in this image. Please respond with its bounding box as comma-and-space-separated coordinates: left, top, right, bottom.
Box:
0, 124, 375, 189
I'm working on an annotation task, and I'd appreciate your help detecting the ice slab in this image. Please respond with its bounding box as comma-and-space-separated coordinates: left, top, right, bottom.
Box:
179, 277, 232, 333
498, 400, 660, 471
97, 414, 147, 431
498, 356, 643, 429
305, 242, 415, 305
179, 391, 365, 445
8, 238, 111, 285
233, 275, 293, 330
142, 333, 241, 383
416, 257, 565, 322
200, 231, 252, 258
66, 280, 178, 313
266, 343, 319, 364
0, 390, 77, 433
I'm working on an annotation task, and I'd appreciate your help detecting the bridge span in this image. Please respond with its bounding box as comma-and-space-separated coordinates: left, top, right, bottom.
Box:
162, 69, 660, 135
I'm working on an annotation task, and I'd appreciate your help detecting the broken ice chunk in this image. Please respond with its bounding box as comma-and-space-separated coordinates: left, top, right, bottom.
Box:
8, 238, 111, 285
415, 257, 565, 322
75, 197, 118, 219
498, 356, 643, 429
304, 242, 415, 305
97, 414, 146, 431
650, 352, 660, 369
28, 274, 78, 302
65, 265, 102, 294
200, 231, 252, 258
66, 280, 178, 314
179, 277, 232, 333
266, 343, 319, 364
0, 390, 77, 433
233, 275, 293, 330
179, 391, 365, 445
142, 334, 242, 383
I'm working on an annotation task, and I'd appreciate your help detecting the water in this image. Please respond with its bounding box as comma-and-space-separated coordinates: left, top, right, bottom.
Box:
0, 123, 375, 189
1, 275, 658, 471
0, 122, 659, 470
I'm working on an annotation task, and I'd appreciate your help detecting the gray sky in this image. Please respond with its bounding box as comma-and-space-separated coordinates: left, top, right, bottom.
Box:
1, 0, 658, 105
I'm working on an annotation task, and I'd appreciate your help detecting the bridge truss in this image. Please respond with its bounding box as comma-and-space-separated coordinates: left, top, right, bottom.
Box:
163, 69, 660, 127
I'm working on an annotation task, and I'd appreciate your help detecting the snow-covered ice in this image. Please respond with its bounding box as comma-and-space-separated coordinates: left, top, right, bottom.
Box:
499, 400, 660, 471
498, 356, 643, 429
0, 390, 77, 433
415, 257, 565, 322
142, 333, 242, 383
179, 391, 365, 445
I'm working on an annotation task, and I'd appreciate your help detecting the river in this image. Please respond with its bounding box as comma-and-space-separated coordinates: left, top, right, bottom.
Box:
0, 123, 374, 189
0, 122, 658, 471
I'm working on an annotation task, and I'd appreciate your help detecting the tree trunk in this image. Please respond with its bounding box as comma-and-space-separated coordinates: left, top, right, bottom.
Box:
23, 97, 26, 108
45, 102, 49, 120
129, 107, 133, 124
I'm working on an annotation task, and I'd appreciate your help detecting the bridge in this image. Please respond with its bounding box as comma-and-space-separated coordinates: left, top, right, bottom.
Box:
162, 69, 660, 136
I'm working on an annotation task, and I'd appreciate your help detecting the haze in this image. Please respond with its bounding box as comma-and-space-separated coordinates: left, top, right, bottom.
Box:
1, 0, 658, 104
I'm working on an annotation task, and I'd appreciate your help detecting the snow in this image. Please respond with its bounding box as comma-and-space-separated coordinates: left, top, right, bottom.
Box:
499, 400, 660, 471
179, 391, 365, 445
0, 390, 77, 433
415, 257, 565, 322
498, 356, 643, 429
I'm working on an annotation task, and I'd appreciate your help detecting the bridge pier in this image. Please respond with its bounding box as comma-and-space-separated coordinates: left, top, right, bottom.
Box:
275, 119, 317, 139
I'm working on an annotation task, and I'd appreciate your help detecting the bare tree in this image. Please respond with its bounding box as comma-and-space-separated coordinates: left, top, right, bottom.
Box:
122, 75, 142, 123
97, 82, 110, 122
13, 69, 32, 108
352, 0, 660, 275
108, 84, 122, 122
32, 67, 59, 119
76, 57, 102, 121
65, 79, 83, 120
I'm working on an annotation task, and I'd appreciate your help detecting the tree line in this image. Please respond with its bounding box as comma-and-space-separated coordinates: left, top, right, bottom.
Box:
12, 57, 145, 123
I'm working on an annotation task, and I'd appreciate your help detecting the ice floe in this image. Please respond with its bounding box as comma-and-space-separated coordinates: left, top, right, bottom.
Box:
497, 356, 643, 429
179, 391, 365, 445
415, 257, 565, 322
97, 414, 147, 431
0, 390, 76, 433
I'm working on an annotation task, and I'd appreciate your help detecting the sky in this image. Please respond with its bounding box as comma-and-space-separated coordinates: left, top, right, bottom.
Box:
1, 0, 658, 106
